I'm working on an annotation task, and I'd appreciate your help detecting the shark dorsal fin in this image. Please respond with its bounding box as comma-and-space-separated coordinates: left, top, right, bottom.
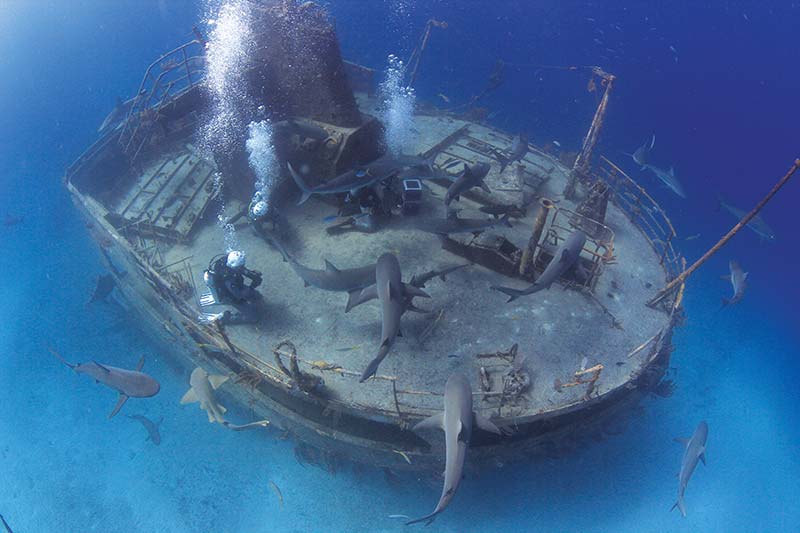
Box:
135, 356, 145, 372
324, 259, 340, 272
208, 374, 229, 390
94, 361, 112, 373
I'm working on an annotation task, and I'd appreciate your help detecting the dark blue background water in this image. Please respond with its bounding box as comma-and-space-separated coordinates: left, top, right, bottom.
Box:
1, 1, 798, 531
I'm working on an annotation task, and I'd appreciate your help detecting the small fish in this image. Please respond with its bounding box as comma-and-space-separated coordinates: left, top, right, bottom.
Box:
669, 45, 678, 54
742, 13, 749, 21
580, 356, 588, 371
685, 233, 701, 241
436, 93, 450, 103
389, 514, 411, 520
447, 354, 460, 358
552, 140, 561, 148
269, 480, 284, 508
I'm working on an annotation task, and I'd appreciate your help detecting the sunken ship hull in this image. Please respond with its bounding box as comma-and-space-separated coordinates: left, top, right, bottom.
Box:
65, 4, 685, 472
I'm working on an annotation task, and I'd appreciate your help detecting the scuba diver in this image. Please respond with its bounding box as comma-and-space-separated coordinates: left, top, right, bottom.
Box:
201, 250, 263, 325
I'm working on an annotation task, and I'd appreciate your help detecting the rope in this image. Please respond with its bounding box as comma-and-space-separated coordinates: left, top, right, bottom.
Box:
648, 158, 800, 306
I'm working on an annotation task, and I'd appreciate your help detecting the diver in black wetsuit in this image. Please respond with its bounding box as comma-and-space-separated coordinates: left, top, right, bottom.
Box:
202, 250, 263, 325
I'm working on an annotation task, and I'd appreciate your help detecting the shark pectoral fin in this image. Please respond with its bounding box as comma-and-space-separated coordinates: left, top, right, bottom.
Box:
406, 303, 428, 313
109, 394, 129, 419
456, 420, 468, 443
479, 180, 491, 193
346, 285, 377, 312
208, 374, 229, 390
93, 361, 112, 373
135, 355, 145, 371
474, 413, 502, 435
673, 437, 690, 446
412, 412, 444, 432
699, 447, 706, 465
324, 259, 340, 272
403, 284, 431, 299
207, 410, 216, 423
180, 387, 199, 404
218, 403, 227, 414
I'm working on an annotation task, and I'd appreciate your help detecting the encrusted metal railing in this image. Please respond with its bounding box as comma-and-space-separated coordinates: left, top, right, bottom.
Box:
598, 156, 683, 280
118, 39, 206, 163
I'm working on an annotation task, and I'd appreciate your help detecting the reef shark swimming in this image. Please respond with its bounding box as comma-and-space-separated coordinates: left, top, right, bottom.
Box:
671, 421, 708, 517
357, 253, 431, 382
288, 153, 437, 205
49, 348, 160, 418
717, 196, 776, 241
443, 161, 492, 206
267, 236, 376, 311
126, 414, 163, 445
180, 367, 271, 431
406, 372, 501, 525
492, 230, 588, 302
405, 212, 512, 236
495, 133, 528, 172
627, 135, 686, 198
721, 260, 748, 307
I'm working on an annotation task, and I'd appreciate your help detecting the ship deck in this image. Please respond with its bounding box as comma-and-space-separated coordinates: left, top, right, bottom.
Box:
159, 112, 673, 421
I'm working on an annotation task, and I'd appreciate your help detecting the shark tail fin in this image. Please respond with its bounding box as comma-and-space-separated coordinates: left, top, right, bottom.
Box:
406, 510, 440, 526
670, 497, 687, 517
287, 162, 313, 205
490, 285, 524, 303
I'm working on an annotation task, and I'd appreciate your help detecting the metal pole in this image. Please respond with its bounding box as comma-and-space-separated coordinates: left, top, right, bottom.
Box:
648, 158, 800, 307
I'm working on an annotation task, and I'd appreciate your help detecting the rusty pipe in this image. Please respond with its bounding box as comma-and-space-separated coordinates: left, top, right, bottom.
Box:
519, 197, 555, 276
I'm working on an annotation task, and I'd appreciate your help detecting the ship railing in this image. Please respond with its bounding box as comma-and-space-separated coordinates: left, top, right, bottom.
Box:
118, 39, 206, 164
597, 156, 683, 280
116, 216, 166, 268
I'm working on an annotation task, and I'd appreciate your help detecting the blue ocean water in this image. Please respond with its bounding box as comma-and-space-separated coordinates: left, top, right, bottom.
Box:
1, 1, 798, 532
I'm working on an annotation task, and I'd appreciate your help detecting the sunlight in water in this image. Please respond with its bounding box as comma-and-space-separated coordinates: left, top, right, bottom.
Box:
379, 54, 417, 156
246, 120, 278, 213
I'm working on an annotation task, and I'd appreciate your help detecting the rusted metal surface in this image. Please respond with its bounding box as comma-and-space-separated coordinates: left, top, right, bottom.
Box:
519, 197, 555, 276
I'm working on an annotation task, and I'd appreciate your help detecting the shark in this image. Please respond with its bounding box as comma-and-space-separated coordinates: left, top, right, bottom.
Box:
49, 348, 160, 419
406, 212, 512, 236
88, 273, 116, 304
407, 373, 501, 525
496, 133, 528, 172
126, 414, 163, 445
671, 421, 708, 517
627, 135, 686, 197
718, 196, 776, 241
288, 153, 436, 205
721, 260, 748, 307
358, 253, 430, 382
492, 230, 587, 302
443, 161, 492, 206
267, 236, 376, 311
180, 367, 270, 430
180, 367, 230, 424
